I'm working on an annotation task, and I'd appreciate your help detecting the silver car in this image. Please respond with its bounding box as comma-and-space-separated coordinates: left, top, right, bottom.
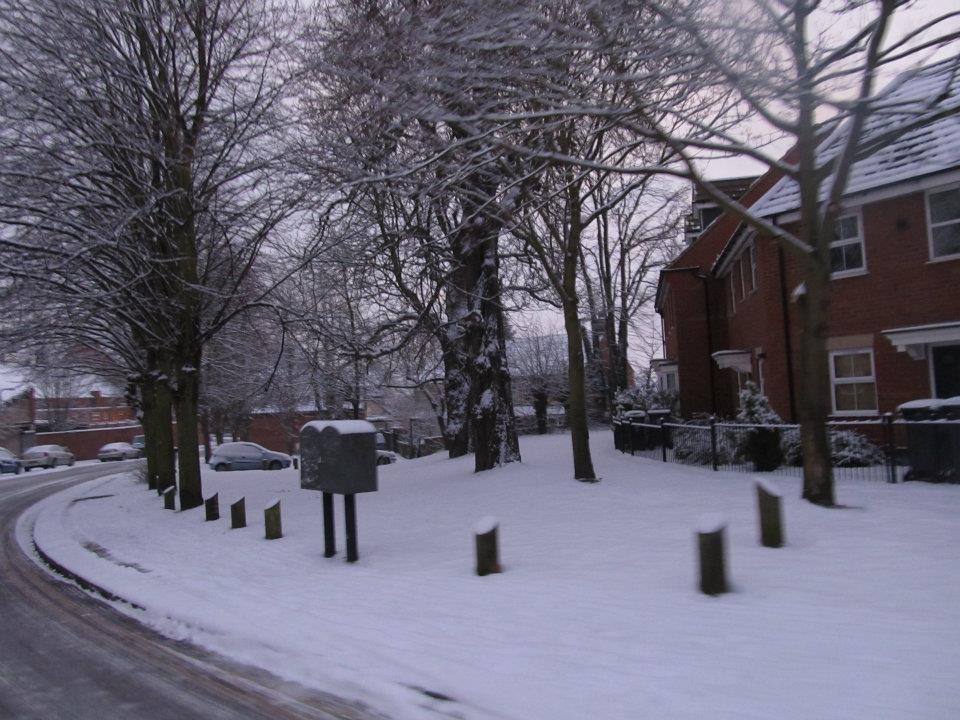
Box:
208, 442, 291, 471
21, 444, 75, 470
98, 442, 139, 461
375, 432, 397, 466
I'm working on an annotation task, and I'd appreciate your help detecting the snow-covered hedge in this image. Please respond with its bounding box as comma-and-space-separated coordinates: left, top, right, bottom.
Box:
781, 428, 886, 467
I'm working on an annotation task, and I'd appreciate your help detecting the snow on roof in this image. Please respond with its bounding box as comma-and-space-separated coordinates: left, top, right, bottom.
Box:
301, 419, 376, 435
752, 59, 960, 217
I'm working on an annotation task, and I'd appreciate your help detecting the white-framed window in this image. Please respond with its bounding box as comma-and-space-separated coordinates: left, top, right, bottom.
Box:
830, 213, 866, 277
829, 348, 877, 415
926, 185, 960, 260
659, 370, 678, 393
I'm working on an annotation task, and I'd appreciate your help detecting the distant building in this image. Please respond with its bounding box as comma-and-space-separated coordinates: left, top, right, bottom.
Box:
683, 175, 759, 245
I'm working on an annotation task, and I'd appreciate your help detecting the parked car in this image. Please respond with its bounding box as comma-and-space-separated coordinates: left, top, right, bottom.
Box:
0, 447, 21, 474
21, 444, 74, 470
375, 432, 398, 466
131, 434, 146, 453
208, 442, 291, 471
98, 442, 140, 462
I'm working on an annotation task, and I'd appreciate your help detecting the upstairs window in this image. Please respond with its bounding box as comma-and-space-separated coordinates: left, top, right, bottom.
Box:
830, 214, 865, 277
927, 186, 960, 260
830, 349, 877, 415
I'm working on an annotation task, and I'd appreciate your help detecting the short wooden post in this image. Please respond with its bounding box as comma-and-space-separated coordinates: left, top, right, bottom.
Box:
344, 493, 358, 562
756, 480, 784, 548
162, 486, 176, 510
292, 456, 299, 470
264, 499, 282, 540
204, 493, 219, 521
322, 492, 336, 557
230, 497, 246, 529
697, 513, 727, 595
475, 516, 501, 576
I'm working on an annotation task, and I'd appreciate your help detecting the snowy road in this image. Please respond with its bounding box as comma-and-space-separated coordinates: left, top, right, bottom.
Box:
1, 463, 385, 720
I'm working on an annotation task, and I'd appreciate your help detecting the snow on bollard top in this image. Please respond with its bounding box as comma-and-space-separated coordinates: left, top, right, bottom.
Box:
475, 516, 499, 535
696, 512, 727, 535
266, 497, 280, 508
755, 477, 782, 498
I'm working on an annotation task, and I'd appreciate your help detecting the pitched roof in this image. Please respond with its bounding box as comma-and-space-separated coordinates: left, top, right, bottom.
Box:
752, 58, 960, 217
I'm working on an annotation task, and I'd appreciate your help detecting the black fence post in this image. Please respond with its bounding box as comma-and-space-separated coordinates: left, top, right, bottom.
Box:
710, 416, 719, 472
660, 419, 668, 463
883, 412, 897, 484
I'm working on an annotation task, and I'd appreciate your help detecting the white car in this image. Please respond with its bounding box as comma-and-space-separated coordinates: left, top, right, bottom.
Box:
21, 444, 75, 470
98, 441, 140, 461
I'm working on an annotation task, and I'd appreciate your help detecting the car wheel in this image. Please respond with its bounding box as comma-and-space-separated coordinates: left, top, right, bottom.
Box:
23, 466, 30, 472
377, 456, 389, 466
268, 460, 282, 470
214, 463, 228, 472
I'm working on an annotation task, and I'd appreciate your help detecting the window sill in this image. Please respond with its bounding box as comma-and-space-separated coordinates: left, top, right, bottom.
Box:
830, 269, 868, 280
926, 253, 960, 265
829, 410, 880, 418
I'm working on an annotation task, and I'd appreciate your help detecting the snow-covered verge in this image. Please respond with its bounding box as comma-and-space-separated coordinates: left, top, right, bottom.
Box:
24, 432, 960, 720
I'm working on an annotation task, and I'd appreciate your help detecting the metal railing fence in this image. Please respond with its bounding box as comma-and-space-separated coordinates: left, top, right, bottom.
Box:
613, 415, 960, 483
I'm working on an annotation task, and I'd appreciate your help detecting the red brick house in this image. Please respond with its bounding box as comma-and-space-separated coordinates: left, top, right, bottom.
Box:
655, 60, 960, 420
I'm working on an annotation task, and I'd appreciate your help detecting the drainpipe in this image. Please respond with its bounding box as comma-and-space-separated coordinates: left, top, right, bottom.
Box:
698, 273, 718, 416
777, 244, 798, 422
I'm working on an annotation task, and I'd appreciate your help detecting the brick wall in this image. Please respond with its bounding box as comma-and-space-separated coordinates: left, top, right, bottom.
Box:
35, 424, 143, 461
713, 188, 960, 419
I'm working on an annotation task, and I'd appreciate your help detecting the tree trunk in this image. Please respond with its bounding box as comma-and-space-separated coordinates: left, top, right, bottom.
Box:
563, 188, 597, 481
533, 392, 548, 434
140, 374, 175, 493
797, 258, 835, 506
442, 284, 472, 457
175, 360, 203, 510
199, 406, 211, 463
461, 222, 520, 472
563, 301, 597, 481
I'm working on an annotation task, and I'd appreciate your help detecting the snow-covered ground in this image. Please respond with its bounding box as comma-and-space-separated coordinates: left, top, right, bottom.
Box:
24, 431, 960, 720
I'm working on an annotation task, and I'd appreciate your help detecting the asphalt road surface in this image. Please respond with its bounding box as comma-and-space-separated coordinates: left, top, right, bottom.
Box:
0, 463, 386, 720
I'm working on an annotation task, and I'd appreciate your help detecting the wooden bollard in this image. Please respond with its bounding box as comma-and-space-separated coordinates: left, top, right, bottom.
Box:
292, 457, 299, 470
264, 499, 282, 540
474, 516, 501, 576
697, 513, 728, 595
162, 486, 176, 510
756, 479, 784, 548
230, 497, 246, 529
204, 493, 219, 521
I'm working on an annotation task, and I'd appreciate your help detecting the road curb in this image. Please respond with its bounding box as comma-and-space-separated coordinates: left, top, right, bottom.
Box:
32, 537, 146, 611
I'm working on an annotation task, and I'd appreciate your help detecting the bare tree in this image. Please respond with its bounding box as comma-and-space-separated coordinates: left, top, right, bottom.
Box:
303, 0, 525, 472
0, 0, 301, 507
